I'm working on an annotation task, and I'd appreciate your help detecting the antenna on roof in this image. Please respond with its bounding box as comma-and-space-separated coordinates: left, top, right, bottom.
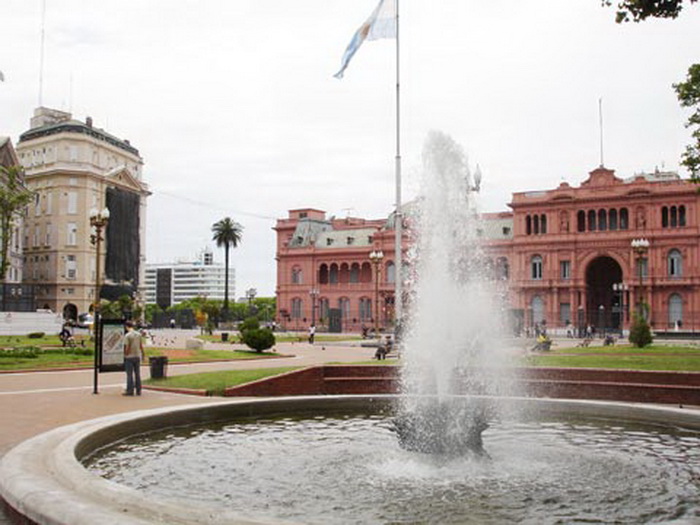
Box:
38, 0, 47, 106
598, 97, 605, 168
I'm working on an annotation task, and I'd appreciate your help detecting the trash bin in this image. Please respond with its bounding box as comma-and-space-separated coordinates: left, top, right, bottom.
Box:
221, 332, 229, 342
149, 356, 168, 379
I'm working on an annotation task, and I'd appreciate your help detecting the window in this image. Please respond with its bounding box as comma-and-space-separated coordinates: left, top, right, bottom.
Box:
609, 209, 618, 230
46, 192, 52, 215
319, 298, 329, 320
329, 264, 339, 284
531, 255, 543, 280
662, 206, 669, 228
385, 262, 396, 284
668, 249, 682, 277
679, 205, 687, 227
560, 303, 571, 325
33, 226, 39, 247
560, 260, 571, 280
598, 209, 607, 231
496, 257, 509, 280
540, 214, 547, 234
347, 237, 355, 245
587, 210, 596, 231
668, 294, 683, 328
67, 223, 77, 246
291, 298, 302, 319
577, 211, 585, 232
531, 296, 545, 325
637, 257, 649, 279
502, 226, 511, 236
526, 215, 532, 235
67, 192, 78, 214
45, 224, 52, 246
620, 208, 629, 229
359, 298, 372, 321
291, 267, 302, 284
66, 255, 77, 280
338, 297, 350, 319
670, 206, 678, 227
349, 263, 360, 283
533, 215, 540, 235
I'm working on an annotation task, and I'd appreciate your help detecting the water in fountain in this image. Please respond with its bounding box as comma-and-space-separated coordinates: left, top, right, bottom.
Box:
393, 131, 518, 456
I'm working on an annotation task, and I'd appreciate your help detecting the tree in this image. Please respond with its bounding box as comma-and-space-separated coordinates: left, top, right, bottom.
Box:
603, 0, 696, 22
674, 64, 700, 178
0, 166, 33, 282
628, 313, 653, 348
603, 1, 699, 175
211, 217, 243, 315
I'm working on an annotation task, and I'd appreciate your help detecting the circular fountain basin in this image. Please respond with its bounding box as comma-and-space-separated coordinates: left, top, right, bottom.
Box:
1, 396, 699, 524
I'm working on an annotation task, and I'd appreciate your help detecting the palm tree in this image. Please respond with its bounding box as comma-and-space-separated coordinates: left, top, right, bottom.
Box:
211, 217, 243, 315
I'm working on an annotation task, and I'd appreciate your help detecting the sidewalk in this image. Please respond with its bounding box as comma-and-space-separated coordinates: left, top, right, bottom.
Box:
0, 334, 376, 458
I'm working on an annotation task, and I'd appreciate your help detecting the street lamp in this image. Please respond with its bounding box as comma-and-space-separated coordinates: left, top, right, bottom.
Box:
631, 238, 650, 318
612, 282, 629, 335
369, 250, 384, 335
309, 287, 319, 326
89, 207, 109, 395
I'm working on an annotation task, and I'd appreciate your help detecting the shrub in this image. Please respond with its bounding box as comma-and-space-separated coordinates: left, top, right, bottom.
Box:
27, 332, 45, 339
629, 314, 653, 348
0, 346, 40, 359
240, 328, 275, 353
238, 317, 260, 334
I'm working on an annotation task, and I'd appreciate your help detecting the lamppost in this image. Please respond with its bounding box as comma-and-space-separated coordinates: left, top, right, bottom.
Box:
309, 287, 319, 326
90, 207, 109, 395
631, 238, 650, 318
369, 250, 384, 335
245, 288, 257, 317
612, 282, 629, 335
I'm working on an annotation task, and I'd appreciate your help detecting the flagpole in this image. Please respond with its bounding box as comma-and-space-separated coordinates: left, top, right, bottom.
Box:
393, 0, 403, 330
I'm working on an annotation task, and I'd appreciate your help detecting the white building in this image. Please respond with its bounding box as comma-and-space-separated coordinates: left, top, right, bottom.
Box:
143, 249, 235, 307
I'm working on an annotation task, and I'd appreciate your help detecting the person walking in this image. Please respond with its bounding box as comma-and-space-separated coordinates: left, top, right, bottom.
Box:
308, 323, 316, 344
123, 321, 145, 396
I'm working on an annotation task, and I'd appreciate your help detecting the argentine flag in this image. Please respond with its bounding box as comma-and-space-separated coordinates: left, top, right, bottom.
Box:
334, 0, 396, 79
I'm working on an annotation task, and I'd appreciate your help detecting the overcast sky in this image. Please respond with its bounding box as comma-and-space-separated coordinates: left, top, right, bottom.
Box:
2, 0, 699, 297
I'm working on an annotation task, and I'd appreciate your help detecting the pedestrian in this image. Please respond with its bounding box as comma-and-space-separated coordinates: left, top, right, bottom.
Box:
308, 323, 316, 344
585, 324, 593, 338
123, 321, 145, 396
170, 318, 176, 329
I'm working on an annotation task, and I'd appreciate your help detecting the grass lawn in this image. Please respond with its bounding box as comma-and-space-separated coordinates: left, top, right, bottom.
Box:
524, 344, 700, 371
198, 333, 362, 344
145, 367, 300, 395
0, 345, 283, 372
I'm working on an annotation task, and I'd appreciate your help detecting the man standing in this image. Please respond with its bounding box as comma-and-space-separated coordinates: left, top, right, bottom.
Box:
123, 321, 144, 396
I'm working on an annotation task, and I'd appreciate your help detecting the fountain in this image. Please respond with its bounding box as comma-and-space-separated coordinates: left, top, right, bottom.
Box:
1, 133, 700, 524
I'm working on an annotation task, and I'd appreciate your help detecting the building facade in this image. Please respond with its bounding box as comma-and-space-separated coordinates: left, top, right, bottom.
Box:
16, 107, 150, 319
275, 208, 409, 332
143, 249, 236, 308
276, 166, 700, 335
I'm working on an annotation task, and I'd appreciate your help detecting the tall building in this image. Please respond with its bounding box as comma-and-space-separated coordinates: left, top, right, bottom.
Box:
16, 107, 150, 319
143, 249, 236, 308
276, 166, 700, 335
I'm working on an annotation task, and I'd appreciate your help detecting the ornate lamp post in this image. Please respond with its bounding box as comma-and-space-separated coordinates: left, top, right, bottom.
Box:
369, 250, 384, 335
631, 238, 650, 318
612, 282, 629, 335
90, 207, 109, 395
309, 287, 319, 326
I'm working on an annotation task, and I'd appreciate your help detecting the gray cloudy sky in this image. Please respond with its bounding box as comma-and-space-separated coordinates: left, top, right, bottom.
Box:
2, 0, 699, 296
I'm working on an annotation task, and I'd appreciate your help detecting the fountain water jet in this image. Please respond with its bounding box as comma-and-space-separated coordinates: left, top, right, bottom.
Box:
393, 131, 518, 456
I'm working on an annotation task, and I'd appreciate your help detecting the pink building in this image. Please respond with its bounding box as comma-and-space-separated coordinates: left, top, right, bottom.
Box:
276, 166, 700, 335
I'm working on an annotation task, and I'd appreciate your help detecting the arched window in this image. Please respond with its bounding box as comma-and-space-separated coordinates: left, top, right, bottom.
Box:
338, 297, 350, 319
359, 297, 372, 321
540, 214, 547, 234
670, 206, 678, 228
598, 209, 607, 231
587, 210, 596, 231
526, 215, 532, 235
533, 215, 540, 235
619, 208, 629, 229
329, 263, 339, 284
679, 205, 687, 227
531, 296, 545, 325
577, 211, 586, 232
360, 262, 372, 283
609, 209, 618, 230
318, 264, 329, 284
496, 257, 509, 280
531, 255, 543, 280
339, 263, 350, 284
291, 266, 302, 285
385, 261, 396, 283
668, 249, 682, 277
662, 206, 669, 228
349, 263, 360, 283
669, 293, 683, 328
